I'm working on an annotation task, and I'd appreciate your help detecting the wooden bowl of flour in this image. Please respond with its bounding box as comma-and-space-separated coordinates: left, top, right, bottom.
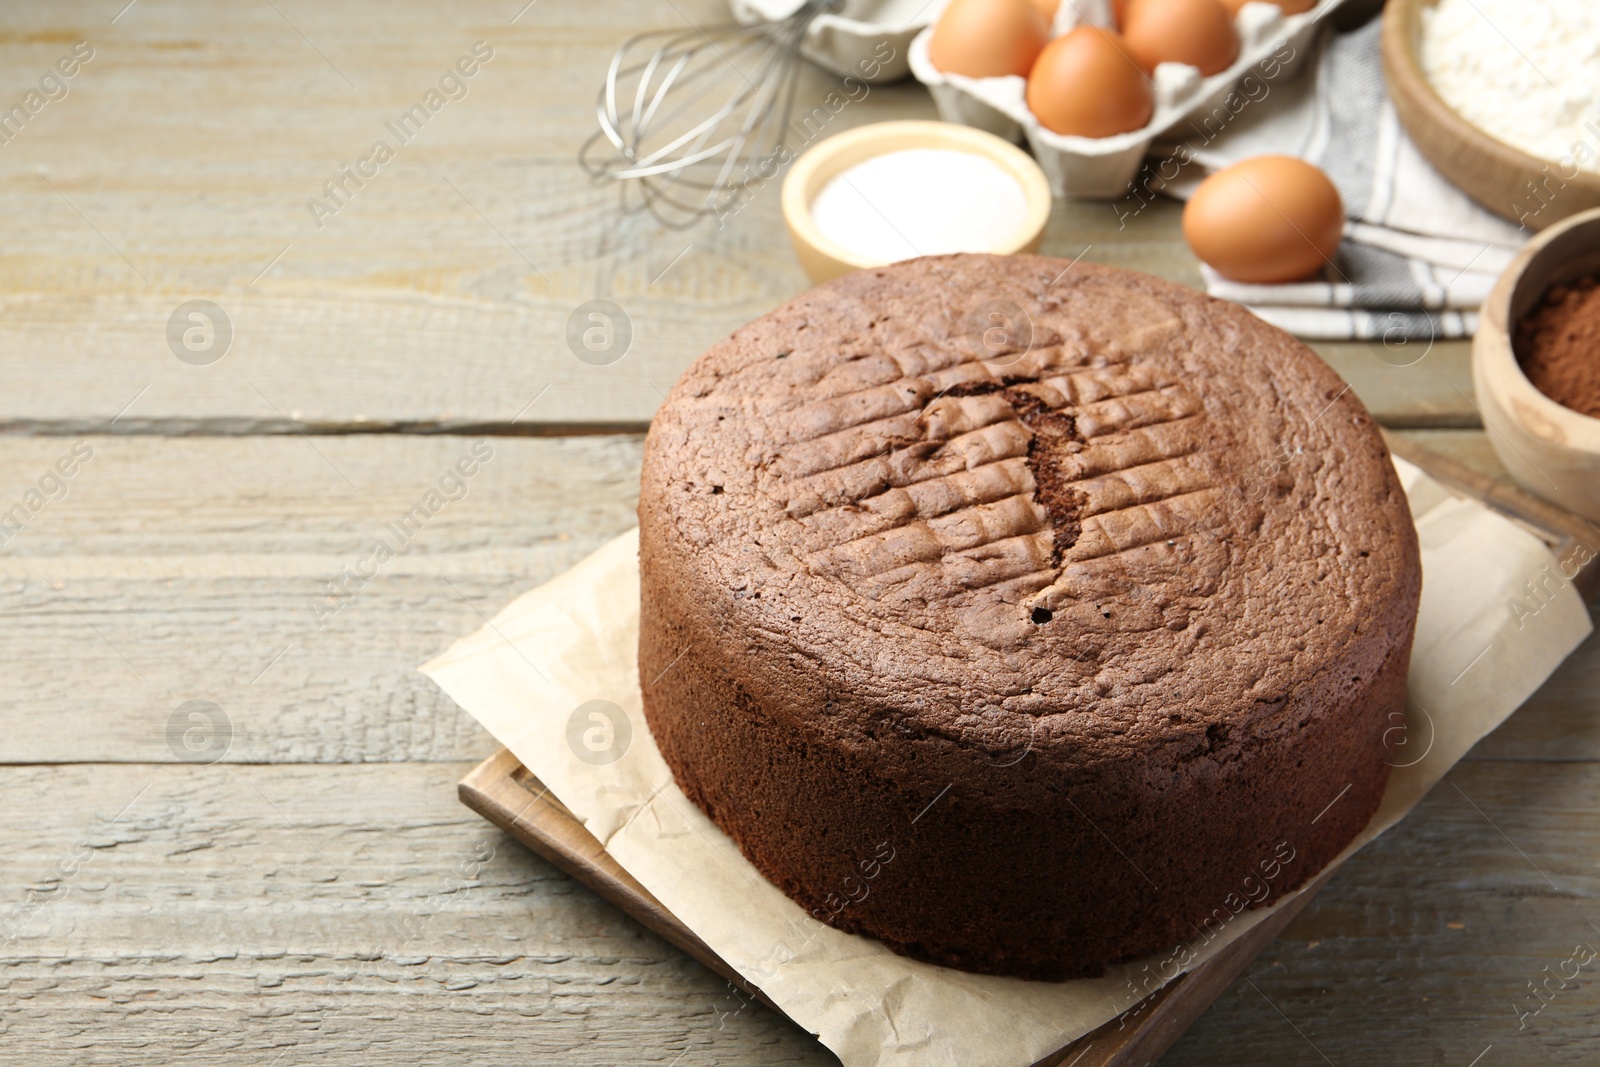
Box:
1382, 0, 1600, 229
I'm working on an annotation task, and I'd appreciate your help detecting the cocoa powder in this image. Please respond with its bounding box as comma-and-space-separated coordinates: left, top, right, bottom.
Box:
1514, 275, 1600, 420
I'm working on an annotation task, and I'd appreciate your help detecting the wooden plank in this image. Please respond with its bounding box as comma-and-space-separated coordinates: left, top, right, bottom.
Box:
0, 761, 837, 1066
0, 0, 1474, 433
459, 749, 787, 1010
0, 0, 924, 434
452, 430, 1597, 1064
1396, 427, 1513, 481
1166, 755, 1600, 1067
2, 759, 1598, 1065
461, 749, 1338, 1067
1312, 338, 1475, 429
0, 433, 643, 764
0, 430, 1590, 767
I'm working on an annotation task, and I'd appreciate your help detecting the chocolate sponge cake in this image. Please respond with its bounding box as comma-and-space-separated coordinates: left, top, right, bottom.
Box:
638, 254, 1421, 980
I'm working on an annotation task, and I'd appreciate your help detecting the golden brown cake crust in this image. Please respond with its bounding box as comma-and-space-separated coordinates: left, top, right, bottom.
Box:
638, 254, 1421, 980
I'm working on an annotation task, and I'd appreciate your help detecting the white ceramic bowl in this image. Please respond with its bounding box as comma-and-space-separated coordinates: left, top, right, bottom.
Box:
780, 120, 1052, 283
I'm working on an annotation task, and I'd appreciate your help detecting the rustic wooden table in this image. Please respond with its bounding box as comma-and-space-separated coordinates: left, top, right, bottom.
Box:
2, 1, 1595, 1064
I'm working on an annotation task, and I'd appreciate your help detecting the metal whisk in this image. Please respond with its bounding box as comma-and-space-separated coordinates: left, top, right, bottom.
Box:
580, 0, 842, 227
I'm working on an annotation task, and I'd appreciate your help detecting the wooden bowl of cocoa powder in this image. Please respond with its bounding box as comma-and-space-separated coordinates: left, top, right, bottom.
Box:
1473, 206, 1600, 523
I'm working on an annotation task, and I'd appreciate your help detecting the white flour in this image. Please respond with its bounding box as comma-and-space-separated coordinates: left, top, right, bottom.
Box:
1420, 0, 1600, 172
809, 149, 1029, 263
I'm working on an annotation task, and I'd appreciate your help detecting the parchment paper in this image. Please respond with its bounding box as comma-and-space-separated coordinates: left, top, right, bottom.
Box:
422, 457, 1592, 1067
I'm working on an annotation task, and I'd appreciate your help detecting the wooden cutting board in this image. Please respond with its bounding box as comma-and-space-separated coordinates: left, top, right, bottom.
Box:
459, 435, 1600, 1067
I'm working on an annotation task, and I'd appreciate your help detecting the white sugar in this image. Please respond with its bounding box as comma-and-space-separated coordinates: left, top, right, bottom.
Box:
809, 148, 1030, 264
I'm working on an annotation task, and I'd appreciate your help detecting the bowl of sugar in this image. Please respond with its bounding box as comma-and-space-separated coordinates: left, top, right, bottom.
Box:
781, 120, 1052, 283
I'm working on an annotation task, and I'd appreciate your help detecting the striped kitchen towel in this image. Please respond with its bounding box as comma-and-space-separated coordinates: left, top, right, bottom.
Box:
1161, 16, 1527, 341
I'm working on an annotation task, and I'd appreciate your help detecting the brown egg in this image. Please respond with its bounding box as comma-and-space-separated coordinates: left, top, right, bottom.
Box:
1182, 155, 1345, 284
928, 0, 1050, 79
1026, 26, 1153, 138
1027, 0, 1061, 22
1122, 0, 1239, 76
1217, 0, 1315, 14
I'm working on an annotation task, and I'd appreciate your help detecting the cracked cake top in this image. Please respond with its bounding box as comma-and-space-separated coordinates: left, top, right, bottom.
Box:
641, 254, 1418, 768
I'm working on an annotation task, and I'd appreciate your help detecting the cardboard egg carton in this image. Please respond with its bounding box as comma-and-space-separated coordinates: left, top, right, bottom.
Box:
730, 0, 949, 83
909, 0, 1350, 198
